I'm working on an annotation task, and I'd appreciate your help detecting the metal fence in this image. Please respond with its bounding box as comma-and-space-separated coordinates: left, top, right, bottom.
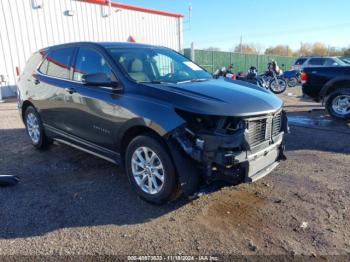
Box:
183, 49, 296, 73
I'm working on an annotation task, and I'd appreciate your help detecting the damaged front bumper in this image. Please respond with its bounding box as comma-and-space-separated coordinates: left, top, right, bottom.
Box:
167, 110, 288, 195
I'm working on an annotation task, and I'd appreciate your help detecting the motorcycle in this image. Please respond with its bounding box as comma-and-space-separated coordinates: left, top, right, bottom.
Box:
213, 64, 236, 80
237, 66, 287, 94
214, 64, 287, 94
283, 70, 301, 87
261, 62, 287, 94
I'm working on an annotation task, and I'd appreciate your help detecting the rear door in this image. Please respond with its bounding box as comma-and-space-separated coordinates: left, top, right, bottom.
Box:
33, 47, 76, 131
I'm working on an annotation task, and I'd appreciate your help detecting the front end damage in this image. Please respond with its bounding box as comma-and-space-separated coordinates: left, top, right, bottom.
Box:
166, 109, 288, 196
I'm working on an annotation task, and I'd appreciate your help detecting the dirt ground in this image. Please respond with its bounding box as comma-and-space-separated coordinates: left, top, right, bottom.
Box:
0, 87, 350, 259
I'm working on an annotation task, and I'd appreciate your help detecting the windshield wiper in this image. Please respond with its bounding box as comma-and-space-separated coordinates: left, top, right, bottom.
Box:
176, 78, 210, 84
138, 80, 167, 84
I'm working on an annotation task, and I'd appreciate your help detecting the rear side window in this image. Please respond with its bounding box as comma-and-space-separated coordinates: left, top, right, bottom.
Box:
294, 58, 307, 65
308, 58, 325, 66
21, 51, 46, 77
39, 47, 75, 79
73, 47, 112, 81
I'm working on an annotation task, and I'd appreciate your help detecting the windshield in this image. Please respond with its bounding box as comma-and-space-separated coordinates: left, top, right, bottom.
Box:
339, 57, 350, 65
108, 47, 212, 84
333, 57, 347, 66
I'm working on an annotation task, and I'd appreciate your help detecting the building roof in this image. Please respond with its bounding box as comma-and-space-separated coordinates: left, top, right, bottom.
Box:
80, 0, 183, 18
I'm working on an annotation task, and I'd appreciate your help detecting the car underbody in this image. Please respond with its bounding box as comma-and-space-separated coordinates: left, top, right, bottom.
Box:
167, 109, 288, 196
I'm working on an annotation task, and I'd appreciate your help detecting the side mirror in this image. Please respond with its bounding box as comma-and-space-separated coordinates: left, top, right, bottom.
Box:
82, 73, 120, 89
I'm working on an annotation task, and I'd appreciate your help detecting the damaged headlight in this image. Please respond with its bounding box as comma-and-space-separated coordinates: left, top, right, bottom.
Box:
174, 108, 245, 135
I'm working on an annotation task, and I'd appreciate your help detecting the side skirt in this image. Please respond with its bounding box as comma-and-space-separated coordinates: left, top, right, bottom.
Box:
44, 124, 121, 165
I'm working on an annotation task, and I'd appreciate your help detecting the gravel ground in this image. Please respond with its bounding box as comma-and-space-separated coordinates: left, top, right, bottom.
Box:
0, 88, 350, 259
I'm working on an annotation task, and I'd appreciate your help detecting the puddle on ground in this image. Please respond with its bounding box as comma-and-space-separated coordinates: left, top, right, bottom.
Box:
288, 115, 334, 127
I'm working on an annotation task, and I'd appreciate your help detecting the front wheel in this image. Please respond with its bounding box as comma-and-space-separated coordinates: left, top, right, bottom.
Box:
125, 135, 178, 204
325, 88, 350, 120
269, 78, 287, 94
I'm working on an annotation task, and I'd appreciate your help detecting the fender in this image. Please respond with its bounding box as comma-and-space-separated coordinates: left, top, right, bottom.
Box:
114, 101, 185, 152
320, 76, 350, 99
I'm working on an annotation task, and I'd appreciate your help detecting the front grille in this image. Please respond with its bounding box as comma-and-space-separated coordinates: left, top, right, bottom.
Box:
246, 111, 283, 147
246, 118, 268, 147
272, 111, 282, 137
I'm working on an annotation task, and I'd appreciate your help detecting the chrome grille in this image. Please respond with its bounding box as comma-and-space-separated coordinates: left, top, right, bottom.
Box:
272, 112, 282, 137
246, 111, 283, 147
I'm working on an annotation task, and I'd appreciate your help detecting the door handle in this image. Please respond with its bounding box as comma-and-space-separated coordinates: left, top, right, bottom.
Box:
64, 87, 76, 94
34, 79, 40, 85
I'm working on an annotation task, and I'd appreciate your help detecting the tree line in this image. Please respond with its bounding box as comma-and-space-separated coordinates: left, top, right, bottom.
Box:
205, 43, 350, 57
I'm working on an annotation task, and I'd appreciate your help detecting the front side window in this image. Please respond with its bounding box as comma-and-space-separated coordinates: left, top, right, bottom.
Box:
73, 47, 112, 81
108, 47, 212, 84
39, 47, 74, 79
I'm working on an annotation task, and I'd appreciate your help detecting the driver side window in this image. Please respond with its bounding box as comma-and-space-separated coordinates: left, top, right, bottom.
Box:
73, 47, 112, 81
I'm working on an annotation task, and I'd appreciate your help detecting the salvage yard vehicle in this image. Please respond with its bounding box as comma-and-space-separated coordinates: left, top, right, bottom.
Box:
17, 42, 288, 204
291, 56, 347, 71
301, 66, 350, 120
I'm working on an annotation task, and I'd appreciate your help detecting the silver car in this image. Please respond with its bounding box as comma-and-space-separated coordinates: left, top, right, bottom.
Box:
291, 56, 347, 71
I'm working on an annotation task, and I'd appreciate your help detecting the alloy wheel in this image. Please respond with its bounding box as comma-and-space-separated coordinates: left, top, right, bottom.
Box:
332, 95, 350, 116
131, 146, 165, 195
26, 112, 40, 144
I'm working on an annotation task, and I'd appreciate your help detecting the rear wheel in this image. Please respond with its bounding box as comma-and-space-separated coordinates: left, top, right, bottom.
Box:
24, 106, 52, 149
125, 135, 178, 204
325, 88, 350, 120
287, 77, 298, 87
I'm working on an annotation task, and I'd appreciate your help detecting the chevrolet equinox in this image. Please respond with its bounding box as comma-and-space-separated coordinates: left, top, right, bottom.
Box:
18, 42, 288, 204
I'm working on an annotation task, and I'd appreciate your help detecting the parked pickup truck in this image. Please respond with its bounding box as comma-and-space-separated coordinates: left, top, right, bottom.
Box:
301, 66, 350, 120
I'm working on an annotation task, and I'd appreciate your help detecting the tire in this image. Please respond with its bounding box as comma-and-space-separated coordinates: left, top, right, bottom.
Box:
325, 88, 350, 120
125, 135, 178, 204
24, 106, 52, 149
287, 77, 298, 87
269, 78, 287, 94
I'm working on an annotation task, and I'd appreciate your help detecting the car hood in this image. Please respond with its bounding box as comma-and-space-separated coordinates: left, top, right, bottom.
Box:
141, 78, 283, 117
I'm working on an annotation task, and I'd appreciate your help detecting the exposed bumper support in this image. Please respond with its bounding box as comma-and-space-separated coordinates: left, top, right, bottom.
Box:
168, 111, 288, 195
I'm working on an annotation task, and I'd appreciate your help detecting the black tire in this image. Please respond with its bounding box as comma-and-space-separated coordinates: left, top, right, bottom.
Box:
325, 88, 350, 120
269, 78, 287, 94
125, 135, 178, 204
287, 77, 298, 87
24, 106, 52, 149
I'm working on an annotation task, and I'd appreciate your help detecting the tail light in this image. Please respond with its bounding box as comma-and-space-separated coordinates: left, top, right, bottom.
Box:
300, 72, 307, 84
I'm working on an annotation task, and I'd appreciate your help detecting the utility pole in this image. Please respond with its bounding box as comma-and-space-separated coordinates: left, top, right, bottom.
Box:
188, 1, 192, 31
240, 35, 243, 53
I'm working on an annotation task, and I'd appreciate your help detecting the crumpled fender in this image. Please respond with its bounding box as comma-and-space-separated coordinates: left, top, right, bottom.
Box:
166, 138, 200, 197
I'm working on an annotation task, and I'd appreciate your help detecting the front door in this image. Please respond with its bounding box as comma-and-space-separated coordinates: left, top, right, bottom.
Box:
62, 46, 122, 153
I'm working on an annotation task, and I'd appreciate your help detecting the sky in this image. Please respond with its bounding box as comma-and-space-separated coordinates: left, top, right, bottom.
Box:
115, 0, 350, 51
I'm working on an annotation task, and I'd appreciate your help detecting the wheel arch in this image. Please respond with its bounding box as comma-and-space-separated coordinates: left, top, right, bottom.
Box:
21, 100, 35, 122
320, 78, 350, 100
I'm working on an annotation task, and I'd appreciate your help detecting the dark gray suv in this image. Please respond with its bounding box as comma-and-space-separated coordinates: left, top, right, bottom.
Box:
18, 42, 287, 204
